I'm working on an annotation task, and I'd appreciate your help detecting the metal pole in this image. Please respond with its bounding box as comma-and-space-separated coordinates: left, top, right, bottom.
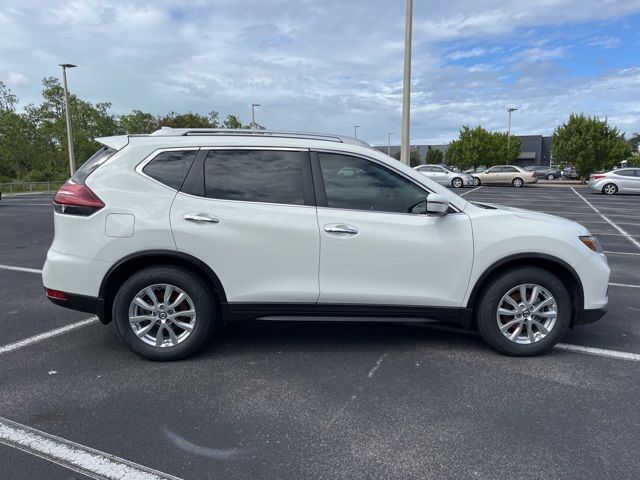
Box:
60, 64, 77, 176
506, 107, 517, 149
354, 125, 360, 139
250, 103, 261, 129
400, 0, 413, 165
387, 132, 392, 156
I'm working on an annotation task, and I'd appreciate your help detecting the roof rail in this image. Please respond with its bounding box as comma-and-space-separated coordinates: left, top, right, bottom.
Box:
148, 127, 371, 148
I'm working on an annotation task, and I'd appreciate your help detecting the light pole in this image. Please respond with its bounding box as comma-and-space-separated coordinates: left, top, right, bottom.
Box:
507, 107, 517, 149
60, 63, 77, 176
400, 0, 413, 165
354, 125, 360, 139
251, 103, 261, 129
387, 132, 393, 156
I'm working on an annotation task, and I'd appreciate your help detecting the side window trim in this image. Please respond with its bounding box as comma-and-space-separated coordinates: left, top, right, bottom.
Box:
181, 147, 316, 207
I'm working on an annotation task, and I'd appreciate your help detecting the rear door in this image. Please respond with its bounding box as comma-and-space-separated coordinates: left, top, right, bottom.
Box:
613, 169, 639, 192
500, 166, 519, 183
430, 166, 449, 185
170, 148, 320, 304
313, 151, 473, 307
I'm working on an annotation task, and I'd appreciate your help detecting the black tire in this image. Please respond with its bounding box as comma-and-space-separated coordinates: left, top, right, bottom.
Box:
473, 177, 481, 186
451, 177, 464, 188
602, 183, 617, 195
113, 266, 216, 361
476, 267, 571, 356
546, 174, 554, 180
512, 177, 524, 187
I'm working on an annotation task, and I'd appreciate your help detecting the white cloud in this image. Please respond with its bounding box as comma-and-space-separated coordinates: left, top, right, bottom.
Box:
586, 36, 621, 49
0, 0, 639, 145
6, 71, 29, 86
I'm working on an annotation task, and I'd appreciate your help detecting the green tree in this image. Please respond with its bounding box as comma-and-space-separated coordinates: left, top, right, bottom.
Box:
392, 149, 421, 167
425, 147, 444, 164
553, 113, 630, 178
222, 114, 243, 129
445, 125, 520, 170
628, 132, 640, 155
119, 110, 158, 134
158, 111, 219, 129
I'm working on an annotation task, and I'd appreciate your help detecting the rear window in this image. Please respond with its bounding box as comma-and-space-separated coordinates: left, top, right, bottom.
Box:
142, 150, 198, 190
70, 146, 117, 184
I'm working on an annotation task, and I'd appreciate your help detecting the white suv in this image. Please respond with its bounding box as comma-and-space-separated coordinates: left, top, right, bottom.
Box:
43, 129, 609, 360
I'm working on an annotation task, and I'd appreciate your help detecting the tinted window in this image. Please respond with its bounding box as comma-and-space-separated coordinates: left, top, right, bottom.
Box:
501, 166, 518, 172
431, 166, 446, 173
143, 150, 197, 190
615, 169, 637, 177
318, 153, 428, 214
416, 166, 431, 172
204, 150, 304, 205
71, 146, 117, 184
485, 167, 500, 173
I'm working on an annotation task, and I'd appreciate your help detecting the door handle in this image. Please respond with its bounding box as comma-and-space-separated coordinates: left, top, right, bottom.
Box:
324, 224, 359, 236
184, 213, 220, 224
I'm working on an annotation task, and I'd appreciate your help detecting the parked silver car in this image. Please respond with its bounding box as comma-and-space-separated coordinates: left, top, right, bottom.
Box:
472, 165, 538, 187
588, 168, 640, 195
414, 164, 475, 188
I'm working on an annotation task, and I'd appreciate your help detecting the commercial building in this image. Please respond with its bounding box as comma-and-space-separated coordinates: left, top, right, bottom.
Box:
374, 135, 553, 166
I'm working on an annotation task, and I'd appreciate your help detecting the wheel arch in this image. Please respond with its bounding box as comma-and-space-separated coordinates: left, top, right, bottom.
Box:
465, 253, 584, 329
98, 250, 228, 325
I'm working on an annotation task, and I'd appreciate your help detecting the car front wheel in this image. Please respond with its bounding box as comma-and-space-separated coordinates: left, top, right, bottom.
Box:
546, 174, 554, 180
512, 177, 524, 187
113, 266, 216, 361
476, 267, 571, 356
472, 177, 481, 186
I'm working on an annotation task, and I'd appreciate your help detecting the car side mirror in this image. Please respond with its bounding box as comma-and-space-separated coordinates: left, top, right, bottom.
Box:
426, 193, 449, 216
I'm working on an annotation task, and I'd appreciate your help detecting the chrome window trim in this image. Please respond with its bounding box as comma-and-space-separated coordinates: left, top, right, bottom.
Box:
135, 147, 201, 192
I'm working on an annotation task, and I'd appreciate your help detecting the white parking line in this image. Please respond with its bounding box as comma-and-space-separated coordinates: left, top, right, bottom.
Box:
0, 417, 182, 480
0, 317, 99, 355
0, 264, 42, 274
555, 344, 640, 361
460, 186, 482, 196
604, 251, 640, 256
572, 187, 640, 251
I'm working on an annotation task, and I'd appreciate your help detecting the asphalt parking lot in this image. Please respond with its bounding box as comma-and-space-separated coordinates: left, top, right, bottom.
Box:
1, 186, 639, 480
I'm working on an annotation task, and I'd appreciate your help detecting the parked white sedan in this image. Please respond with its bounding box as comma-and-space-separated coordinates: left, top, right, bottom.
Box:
588, 168, 640, 195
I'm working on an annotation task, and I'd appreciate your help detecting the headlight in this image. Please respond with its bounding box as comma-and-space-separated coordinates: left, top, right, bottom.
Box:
579, 235, 602, 253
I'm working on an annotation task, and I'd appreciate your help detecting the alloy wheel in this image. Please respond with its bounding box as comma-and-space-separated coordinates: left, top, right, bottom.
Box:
496, 283, 557, 344
603, 184, 617, 195
452, 178, 463, 188
513, 178, 523, 187
128, 284, 196, 347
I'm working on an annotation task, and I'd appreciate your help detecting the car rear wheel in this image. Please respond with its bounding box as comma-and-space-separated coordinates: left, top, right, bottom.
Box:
512, 177, 524, 187
546, 174, 554, 180
113, 266, 216, 361
602, 183, 617, 195
472, 177, 481, 186
451, 177, 464, 188
476, 267, 571, 356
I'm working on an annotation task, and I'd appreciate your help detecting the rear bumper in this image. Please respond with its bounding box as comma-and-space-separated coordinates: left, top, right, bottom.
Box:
574, 306, 607, 325
46, 290, 107, 323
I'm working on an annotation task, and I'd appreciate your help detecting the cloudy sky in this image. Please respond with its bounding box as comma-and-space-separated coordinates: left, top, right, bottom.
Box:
1, 0, 639, 145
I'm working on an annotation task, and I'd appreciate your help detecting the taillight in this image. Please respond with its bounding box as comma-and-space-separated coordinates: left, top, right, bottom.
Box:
53, 182, 105, 216
591, 174, 606, 180
531, 171, 537, 177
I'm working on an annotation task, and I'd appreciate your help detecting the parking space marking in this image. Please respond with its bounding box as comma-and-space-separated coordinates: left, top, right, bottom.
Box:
0, 317, 99, 355
459, 186, 483, 196
555, 344, 640, 362
367, 352, 388, 378
572, 187, 640, 251
604, 251, 640, 256
0, 417, 182, 480
0, 264, 42, 274
609, 282, 640, 289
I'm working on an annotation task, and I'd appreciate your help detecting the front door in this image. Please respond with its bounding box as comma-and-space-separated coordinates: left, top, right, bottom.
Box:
314, 152, 473, 307
170, 148, 320, 304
